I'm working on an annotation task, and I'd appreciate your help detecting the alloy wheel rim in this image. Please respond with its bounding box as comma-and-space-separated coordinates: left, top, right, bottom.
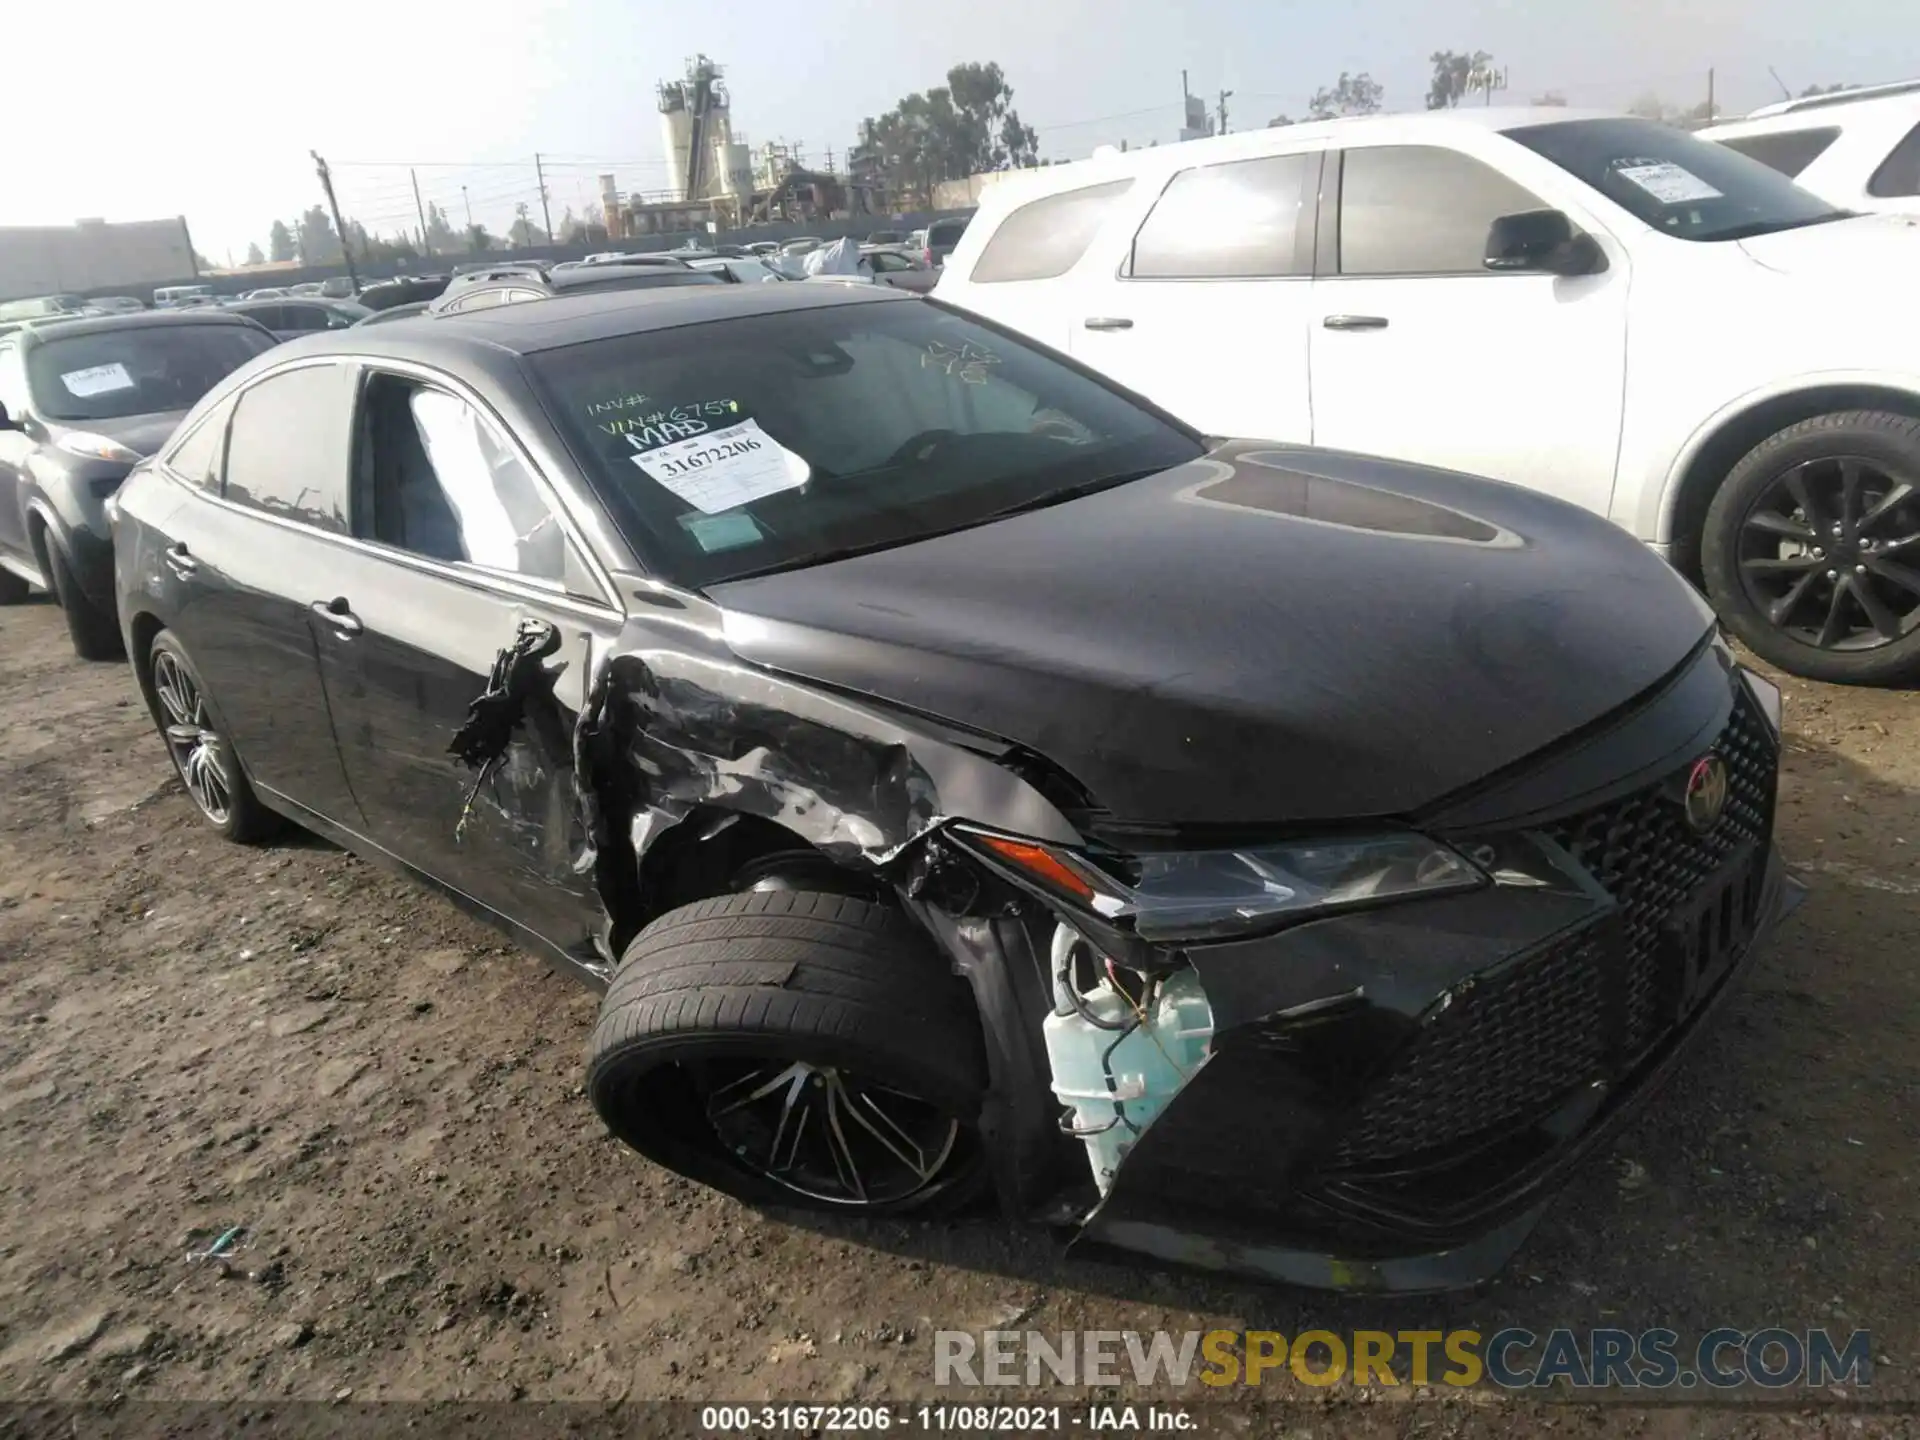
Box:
697, 1058, 962, 1207
1737, 454, 1920, 652
151, 652, 233, 825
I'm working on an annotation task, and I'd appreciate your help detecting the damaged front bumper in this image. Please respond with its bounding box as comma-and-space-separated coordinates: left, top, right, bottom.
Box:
1072, 846, 1803, 1293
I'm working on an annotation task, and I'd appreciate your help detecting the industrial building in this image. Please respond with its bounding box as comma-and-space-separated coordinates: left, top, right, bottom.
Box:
0, 217, 197, 302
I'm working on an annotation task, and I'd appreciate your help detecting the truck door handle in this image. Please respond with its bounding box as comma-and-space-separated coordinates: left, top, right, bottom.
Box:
1322, 314, 1389, 331
1083, 316, 1134, 331
163, 543, 197, 576
310, 597, 363, 636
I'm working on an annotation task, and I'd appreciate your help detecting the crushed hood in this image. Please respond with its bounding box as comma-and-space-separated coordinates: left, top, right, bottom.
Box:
709, 443, 1715, 829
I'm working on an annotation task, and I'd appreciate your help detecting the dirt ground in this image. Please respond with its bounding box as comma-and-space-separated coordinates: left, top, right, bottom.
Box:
0, 594, 1916, 1434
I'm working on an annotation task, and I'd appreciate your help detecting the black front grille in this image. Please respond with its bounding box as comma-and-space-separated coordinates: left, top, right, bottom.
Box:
1541, 690, 1775, 1059
1331, 687, 1778, 1171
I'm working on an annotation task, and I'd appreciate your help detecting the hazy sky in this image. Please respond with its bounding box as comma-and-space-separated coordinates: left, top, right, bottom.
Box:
1, 0, 1907, 261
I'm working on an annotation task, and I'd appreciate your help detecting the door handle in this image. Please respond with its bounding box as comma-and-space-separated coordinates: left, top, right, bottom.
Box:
1082, 316, 1134, 331
1322, 314, 1389, 331
310, 597, 363, 636
163, 542, 197, 575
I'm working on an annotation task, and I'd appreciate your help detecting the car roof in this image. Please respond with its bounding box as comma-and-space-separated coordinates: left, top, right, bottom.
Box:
293, 280, 910, 358
1738, 79, 1920, 121
1701, 89, 1920, 137
14, 308, 267, 343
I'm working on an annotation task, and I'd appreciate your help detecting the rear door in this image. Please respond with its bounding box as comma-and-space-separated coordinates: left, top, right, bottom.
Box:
1306, 142, 1629, 518
1070, 150, 1320, 442
953, 179, 1137, 350
310, 364, 620, 958
156, 360, 368, 826
0, 339, 32, 561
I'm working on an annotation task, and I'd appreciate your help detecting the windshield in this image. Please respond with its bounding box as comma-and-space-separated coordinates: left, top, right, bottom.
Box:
26, 324, 275, 422
1505, 117, 1848, 242
528, 299, 1203, 589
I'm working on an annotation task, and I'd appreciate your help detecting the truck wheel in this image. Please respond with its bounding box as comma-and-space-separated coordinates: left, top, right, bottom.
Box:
47, 546, 122, 661
1702, 410, 1920, 684
586, 891, 989, 1217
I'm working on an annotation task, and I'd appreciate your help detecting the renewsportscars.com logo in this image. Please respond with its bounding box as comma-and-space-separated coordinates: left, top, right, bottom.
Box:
934, 1328, 1874, 1391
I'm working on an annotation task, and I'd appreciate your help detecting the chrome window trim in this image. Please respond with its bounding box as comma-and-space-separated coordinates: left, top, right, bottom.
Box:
156, 352, 625, 620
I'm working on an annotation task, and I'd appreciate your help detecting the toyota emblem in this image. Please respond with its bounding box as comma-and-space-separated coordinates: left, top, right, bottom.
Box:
1683, 754, 1730, 835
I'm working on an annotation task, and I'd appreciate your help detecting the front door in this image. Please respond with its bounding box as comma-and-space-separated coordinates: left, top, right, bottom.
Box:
1307, 143, 1630, 520
0, 339, 34, 560
1070, 150, 1321, 444
313, 367, 620, 958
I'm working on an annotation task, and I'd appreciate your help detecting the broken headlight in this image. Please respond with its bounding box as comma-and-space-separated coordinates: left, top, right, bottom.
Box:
955, 827, 1485, 942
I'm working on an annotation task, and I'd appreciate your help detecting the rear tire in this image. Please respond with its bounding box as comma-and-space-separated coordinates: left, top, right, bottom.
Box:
1703, 410, 1920, 685
147, 629, 281, 843
47, 545, 122, 661
586, 890, 989, 1216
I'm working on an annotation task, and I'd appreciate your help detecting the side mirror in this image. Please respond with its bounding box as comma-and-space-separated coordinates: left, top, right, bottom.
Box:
1484, 209, 1607, 277
0, 402, 16, 432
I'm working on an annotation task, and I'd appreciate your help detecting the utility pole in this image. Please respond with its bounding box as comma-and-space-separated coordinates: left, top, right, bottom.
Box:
311, 150, 359, 291
1216, 87, 1233, 135
462, 185, 472, 227
1706, 67, 1716, 125
535, 153, 554, 244
411, 168, 430, 253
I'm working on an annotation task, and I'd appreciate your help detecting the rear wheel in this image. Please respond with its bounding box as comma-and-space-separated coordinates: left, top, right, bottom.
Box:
147, 630, 280, 843
586, 891, 989, 1216
1702, 410, 1920, 684
46, 545, 122, 660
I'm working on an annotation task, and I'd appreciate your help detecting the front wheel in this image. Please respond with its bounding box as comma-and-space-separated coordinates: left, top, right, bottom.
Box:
47, 546, 121, 660
1702, 410, 1920, 685
586, 891, 989, 1216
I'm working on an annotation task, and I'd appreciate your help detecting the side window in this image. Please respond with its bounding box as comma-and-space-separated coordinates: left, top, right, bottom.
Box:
1338, 146, 1551, 276
970, 179, 1135, 283
281, 304, 331, 332
163, 395, 237, 490
1869, 121, 1920, 197
353, 372, 568, 585
1716, 127, 1842, 178
446, 288, 509, 313
0, 342, 27, 417
223, 364, 354, 533
1130, 155, 1313, 279
244, 304, 285, 331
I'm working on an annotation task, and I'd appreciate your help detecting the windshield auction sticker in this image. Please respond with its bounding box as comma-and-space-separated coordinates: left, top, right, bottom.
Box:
1614, 161, 1723, 204
60, 362, 136, 397
629, 418, 809, 514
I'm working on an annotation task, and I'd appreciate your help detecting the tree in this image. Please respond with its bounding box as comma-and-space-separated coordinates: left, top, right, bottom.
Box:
1267, 114, 1297, 127
1626, 92, 1671, 122
1800, 82, 1854, 97
856, 60, 1040, 207
295, 204, 341, 263
1428, 50, 1495, 109
506, 202, 548, 249
267, 219, 296, 263
466, 223, 492, 253
244, 241, 266, 266
1531, 91, 1568, 107
1308, 71, 1383, 120
423, 202, 458, 256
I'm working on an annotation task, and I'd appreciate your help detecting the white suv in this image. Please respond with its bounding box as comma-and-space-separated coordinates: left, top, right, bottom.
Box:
935, 108, 1920, 684
1699, 81, 1920, 217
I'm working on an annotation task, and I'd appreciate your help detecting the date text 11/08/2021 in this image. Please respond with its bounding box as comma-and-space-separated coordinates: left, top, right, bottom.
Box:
699, 1406, 1194, 1432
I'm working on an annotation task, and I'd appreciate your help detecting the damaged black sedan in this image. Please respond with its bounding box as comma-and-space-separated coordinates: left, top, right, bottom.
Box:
109, 285, 1798, 1292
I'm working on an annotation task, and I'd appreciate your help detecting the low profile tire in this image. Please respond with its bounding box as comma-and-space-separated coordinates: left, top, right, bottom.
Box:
586, 891, 990, 1217
1703, 410, 1920, 685
147, 629, 280, 843
46, 545, 122, 661
0, 567, 30, 604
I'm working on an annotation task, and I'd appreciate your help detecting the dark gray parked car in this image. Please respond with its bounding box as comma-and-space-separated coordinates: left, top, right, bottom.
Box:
0, 310, 276, 656
224, 297, 371, 342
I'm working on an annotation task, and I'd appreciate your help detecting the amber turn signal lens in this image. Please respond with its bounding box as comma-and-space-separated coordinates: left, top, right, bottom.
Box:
976, 835, 1096, 901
